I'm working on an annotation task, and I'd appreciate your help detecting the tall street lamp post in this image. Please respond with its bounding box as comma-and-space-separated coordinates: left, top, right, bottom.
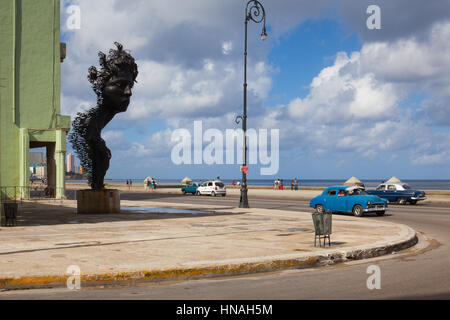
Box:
237, 0, 267, 208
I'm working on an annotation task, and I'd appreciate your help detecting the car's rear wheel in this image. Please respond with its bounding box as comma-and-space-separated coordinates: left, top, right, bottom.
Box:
196, 191, 200, 196
352, 205, 364, 217
222, 193, 226, 197
376, 211, 385, 216
398, 198, 407, 205
315, 204, 324, 213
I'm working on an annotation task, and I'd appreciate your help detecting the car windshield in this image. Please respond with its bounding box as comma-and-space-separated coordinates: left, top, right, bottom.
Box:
402, 184, 411, 189
348, 188, 368, 196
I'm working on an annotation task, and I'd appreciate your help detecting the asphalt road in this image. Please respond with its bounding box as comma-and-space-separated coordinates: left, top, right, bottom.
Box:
1, 192, 449, 300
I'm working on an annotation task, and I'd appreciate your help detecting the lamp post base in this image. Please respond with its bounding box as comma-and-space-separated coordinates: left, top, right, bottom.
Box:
239, 187, 249, 208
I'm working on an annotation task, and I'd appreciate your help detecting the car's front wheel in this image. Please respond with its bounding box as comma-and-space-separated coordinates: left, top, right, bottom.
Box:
352, 205, 364, 217
182, 190, 186, 195
398, 198, 407, 205
211, 191, 216, 197
315, 204, 324, 213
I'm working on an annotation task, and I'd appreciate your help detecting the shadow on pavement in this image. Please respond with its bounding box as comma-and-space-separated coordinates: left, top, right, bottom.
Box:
9, 201, 246, 227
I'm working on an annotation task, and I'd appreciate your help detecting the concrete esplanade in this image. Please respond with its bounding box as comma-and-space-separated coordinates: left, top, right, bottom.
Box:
0, 198, 417, 289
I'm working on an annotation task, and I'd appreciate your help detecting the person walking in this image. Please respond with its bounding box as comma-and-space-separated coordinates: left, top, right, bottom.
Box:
294, 178, 298, 191
126, 179, 129, 190
129, 179, 133, 190
280, 179, 284, 190
291, 179, 294, 190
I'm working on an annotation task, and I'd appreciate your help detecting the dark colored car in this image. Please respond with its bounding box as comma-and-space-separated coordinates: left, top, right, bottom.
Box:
310, 186, 388, 217
365, 183, 426, 204
181, 182, 199, 195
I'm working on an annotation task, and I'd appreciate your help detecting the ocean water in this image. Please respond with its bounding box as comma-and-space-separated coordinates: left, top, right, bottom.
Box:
66, 178, 450, 190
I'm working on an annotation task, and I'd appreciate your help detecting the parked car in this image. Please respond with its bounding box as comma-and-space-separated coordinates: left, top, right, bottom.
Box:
365, 183, 426, 205
310, 186, 388, 217
196, 180, 226, 196
181, 182, 199, 195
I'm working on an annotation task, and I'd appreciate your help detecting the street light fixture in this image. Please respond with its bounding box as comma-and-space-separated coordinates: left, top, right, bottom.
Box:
237, 0, 267, 208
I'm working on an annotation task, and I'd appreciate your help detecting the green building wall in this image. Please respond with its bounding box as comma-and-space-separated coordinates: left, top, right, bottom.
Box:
0, 0, 70, 200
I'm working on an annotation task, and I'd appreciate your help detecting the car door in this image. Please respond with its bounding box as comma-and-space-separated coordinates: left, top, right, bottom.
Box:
188, 183, 196, 193
334, 189, 349, 212
322, 188, 337, 211
386, 184, 397, 201
376, 184, 387, 200
199, 182, 208, 194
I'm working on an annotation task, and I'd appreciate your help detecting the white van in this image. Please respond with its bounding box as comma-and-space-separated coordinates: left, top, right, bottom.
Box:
196, 180, 226, 196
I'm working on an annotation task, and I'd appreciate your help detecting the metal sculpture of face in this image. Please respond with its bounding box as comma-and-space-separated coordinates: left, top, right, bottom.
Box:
102, 69, 135, 113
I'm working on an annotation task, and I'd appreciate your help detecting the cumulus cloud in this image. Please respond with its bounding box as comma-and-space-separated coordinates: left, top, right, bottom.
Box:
286, 52, 400, 124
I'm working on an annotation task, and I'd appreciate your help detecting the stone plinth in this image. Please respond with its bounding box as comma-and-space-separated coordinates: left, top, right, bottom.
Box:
76, 189, 120, 214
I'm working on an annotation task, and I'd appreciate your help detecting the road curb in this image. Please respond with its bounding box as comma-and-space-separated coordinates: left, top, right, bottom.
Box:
0, 226, 417, 290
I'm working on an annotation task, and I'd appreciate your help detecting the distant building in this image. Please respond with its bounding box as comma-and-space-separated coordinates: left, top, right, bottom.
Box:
35, 165, 47, 180
29, 152, 44, 166
67, 153, 75, 173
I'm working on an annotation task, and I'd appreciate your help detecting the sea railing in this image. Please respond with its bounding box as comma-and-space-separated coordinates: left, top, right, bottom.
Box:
0, 186, 71, 203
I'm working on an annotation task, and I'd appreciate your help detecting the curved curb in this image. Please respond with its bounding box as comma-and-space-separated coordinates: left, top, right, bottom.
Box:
0, 226, 418, 290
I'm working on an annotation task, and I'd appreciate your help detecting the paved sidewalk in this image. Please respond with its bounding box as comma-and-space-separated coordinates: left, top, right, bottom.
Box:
0, 199, 417, 289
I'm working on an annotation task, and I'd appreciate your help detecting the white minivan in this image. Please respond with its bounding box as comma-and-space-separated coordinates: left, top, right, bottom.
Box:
196, 180, 226, 196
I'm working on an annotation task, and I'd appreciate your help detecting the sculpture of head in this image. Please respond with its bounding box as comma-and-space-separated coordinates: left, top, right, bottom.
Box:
87, 42, 138, 113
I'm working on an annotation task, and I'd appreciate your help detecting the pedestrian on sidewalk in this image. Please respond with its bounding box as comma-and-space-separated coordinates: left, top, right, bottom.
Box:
295, 178, 299, 191
280, 179, 284, 190
126, 179, 129, 189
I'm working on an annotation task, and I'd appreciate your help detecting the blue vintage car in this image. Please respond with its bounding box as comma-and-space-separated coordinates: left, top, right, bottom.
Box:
310, 186, 388, 217
365, 183, 426, 205
181, 182, 199, 195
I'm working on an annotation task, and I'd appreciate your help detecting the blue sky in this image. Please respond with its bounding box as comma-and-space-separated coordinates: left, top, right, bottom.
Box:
60, 0, 450, 180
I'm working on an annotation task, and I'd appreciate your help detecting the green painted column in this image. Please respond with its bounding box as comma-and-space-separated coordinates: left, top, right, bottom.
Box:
56, 129, 66, 199
19, 128, 29, 199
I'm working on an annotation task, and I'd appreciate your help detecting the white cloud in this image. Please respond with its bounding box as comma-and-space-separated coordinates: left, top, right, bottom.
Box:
102, 130, 125, 147
222, 41, 233, 55
287, 51, 400, 123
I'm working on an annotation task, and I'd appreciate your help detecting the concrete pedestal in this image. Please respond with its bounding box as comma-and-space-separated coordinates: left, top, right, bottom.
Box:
76, 189, 120, 214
